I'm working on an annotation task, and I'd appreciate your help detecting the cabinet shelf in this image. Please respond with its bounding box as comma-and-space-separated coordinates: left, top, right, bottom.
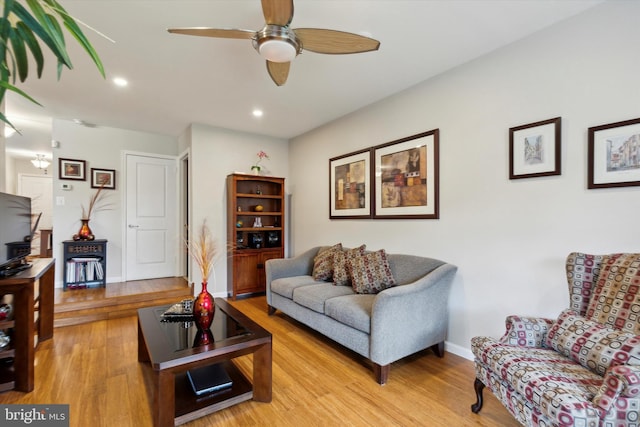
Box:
237, 193, 281, 199
237, 211, 281, 216
62, 240, 107, 290
227, 174, 285, 300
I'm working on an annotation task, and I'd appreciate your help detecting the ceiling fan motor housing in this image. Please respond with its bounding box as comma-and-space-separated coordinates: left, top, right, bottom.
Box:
253, 25, 301, 62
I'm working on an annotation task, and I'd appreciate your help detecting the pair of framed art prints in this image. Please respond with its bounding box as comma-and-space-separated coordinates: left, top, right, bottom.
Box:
329, 130, 439, 220
59, 158, 116, 190
509, 116, 640, 189
330, 116, 640, 220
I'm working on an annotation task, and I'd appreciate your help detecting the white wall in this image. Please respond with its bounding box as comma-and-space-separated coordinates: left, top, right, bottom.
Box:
289, 1, 640, 359
51, 120, 178, 286
188, 124, 289, 296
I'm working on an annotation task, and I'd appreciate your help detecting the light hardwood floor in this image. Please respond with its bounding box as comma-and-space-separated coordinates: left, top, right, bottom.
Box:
0, 295, 519, 426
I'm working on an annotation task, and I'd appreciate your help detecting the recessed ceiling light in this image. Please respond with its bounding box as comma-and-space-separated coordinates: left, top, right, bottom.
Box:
113, 77, 128, 87
252, 109, 264, 118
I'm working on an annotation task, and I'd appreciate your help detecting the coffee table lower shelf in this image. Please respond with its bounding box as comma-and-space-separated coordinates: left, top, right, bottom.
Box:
174, 360, 252, 426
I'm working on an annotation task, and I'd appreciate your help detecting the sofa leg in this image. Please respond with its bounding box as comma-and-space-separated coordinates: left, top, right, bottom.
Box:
430, 341, 445, 358
267, 305, 276, 316
374, 363, 389, 385
471, 378, 485, 413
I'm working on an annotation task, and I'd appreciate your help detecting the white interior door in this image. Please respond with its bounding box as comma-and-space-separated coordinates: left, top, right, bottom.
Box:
18, 174, 53, 253
125, 154, 177, 280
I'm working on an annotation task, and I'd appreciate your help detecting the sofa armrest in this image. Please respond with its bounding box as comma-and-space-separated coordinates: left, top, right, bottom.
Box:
593, 365, 640, 415
498, 315, 554, 348
265, 247, 320, 304
369, 263, 457, 366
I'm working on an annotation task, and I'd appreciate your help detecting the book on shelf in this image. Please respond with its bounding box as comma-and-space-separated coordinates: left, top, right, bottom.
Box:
66, 257, 104, 284
186, 363, 233, 396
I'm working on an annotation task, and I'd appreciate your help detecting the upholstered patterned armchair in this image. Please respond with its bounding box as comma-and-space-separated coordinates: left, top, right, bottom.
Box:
471, 252, 640, 426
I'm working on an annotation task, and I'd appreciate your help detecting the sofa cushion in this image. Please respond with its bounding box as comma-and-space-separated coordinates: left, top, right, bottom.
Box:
565, 252, 607, 317
324, 294, 375, 334
350, 249, 397, 294
586, 253, 640, 334
292, 283, 354, 313
332, 245, 367, 286
546, 308, 640, 376
312, 243, 343, 281
271, 275, 325, 300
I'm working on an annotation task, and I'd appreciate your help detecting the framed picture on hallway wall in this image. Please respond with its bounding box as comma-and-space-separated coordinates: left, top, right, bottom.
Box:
588, 117, 640, 189
373, 130, 439, 219
59, 158, 86, 181
509, 117, 561, 179
329, 149, 372, 219
91, 168, 116, 189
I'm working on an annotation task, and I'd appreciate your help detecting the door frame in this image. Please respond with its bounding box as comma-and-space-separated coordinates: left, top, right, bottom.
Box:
121, 150, 183, 282
177, 148, 190, 282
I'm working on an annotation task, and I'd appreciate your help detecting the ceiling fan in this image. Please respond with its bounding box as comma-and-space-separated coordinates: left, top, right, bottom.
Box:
167, 0, 380, 86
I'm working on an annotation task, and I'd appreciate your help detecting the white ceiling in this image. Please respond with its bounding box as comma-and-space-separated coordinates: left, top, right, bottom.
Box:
4, 0, 604, 161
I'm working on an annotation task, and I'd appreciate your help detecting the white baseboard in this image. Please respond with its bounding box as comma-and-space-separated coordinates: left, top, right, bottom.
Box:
445, 340, 473, 361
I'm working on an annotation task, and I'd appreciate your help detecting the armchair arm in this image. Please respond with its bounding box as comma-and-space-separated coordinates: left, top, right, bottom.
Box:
265, 247, 320, 304
369, 263, 457, 366
593, 365, 640, 416
498, 315, 554, 348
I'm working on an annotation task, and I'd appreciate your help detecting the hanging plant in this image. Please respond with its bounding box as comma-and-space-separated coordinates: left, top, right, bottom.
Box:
1, 0, 105, 130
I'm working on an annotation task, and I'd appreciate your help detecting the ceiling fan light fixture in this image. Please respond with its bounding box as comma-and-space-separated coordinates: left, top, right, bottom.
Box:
258, 39, 297, 63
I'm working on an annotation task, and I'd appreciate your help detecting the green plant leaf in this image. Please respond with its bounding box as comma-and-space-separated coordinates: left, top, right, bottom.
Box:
15, 22, 44, 78
8, 27, 29, 82
14, 1, 72, 66
61, 20, 104, 78
0, 79, 42, 105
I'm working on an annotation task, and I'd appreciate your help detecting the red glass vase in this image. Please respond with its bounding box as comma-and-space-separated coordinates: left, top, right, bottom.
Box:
193, 281, 214, 331
73, 219, 95, 241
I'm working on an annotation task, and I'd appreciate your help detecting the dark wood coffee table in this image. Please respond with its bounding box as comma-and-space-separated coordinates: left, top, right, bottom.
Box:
137, 298, 272, 426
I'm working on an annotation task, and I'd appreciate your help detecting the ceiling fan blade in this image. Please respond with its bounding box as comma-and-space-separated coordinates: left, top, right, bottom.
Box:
266, 61, 290, 86
167, 27, 255, 40
261, 0, 294, 26
294, 28, 380, 54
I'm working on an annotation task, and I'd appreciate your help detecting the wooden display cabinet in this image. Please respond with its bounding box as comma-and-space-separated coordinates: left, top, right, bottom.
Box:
227, 174, 285, 299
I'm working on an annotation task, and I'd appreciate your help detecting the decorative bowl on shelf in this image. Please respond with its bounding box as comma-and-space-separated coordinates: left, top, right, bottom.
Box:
254, 205, 264, 212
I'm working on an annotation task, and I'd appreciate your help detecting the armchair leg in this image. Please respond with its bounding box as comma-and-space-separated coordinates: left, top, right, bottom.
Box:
430, 341, 445, 358
267, 305, 276, 315
471, 378, 485, 413
373, 363, 389, 385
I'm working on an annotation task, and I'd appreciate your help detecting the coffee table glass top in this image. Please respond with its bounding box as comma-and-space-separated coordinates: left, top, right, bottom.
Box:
138, 297, 270, 369
152, 303, 249, 352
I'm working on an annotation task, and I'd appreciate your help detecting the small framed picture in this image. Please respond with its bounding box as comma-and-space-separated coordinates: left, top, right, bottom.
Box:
329, 149, 372, 219
588, 117, 640, 189
373, 130, 439, 219
509, 117, 561, 179
59, 158, 86, 181
91, 168, 116, 189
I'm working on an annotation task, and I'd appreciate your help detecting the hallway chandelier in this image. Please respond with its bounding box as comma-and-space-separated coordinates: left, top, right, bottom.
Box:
31, 154, 50, 170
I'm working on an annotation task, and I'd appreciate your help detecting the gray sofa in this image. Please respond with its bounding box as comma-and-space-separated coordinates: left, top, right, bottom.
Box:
265, 246, 457, 384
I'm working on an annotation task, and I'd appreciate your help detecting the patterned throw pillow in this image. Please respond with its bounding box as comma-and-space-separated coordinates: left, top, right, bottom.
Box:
546, 308, 640, 376
586, 253, 640, 334
349, 249, 396, 294
332, 245, 367, 286
312, 243, 343, 281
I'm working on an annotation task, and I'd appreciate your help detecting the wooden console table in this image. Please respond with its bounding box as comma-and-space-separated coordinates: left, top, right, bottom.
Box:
0, 258, 55, 392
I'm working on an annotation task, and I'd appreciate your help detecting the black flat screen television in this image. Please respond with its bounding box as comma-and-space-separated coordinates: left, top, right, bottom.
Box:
0, 191, 33, 277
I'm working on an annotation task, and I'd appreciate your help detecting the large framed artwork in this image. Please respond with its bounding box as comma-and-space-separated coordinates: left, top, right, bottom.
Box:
373, 130, 439, 219
509, 117, 561, 179
588, 117, 640, 189
329, 149, 372, 219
